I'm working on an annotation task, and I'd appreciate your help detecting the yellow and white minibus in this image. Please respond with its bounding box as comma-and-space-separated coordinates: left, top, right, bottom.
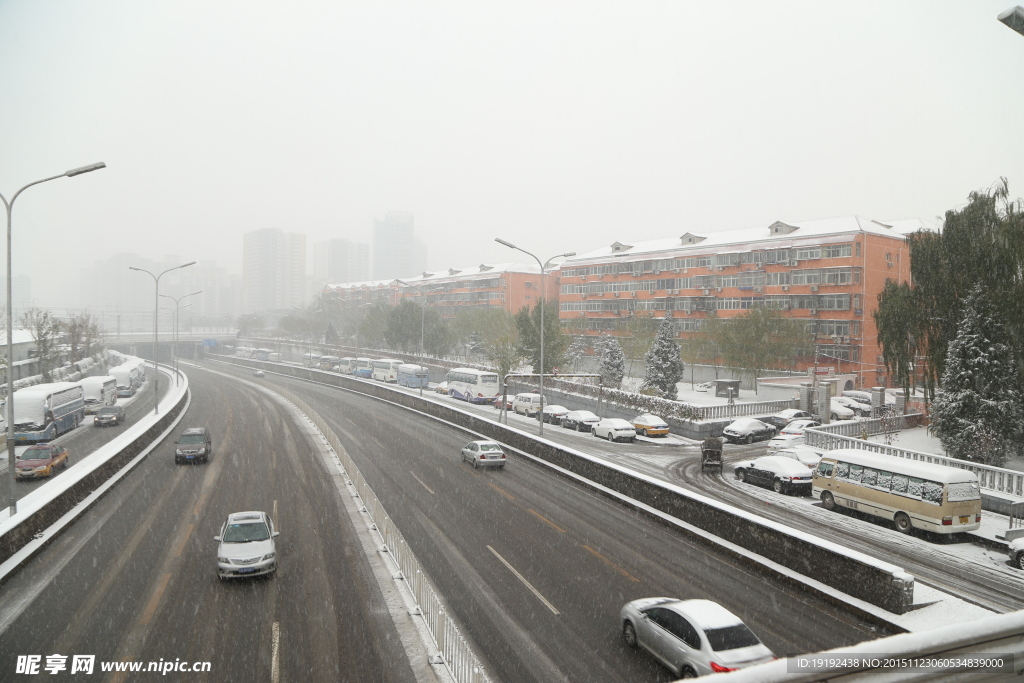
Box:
812, 449, 981, 534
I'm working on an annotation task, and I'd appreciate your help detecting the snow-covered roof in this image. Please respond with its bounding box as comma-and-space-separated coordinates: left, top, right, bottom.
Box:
563, 215, 934, 265
323, 279, 394, 291
825, 448, 978, 484
673, 599, 742, 630
0, 329, 36, 346
324, 262, 540, 291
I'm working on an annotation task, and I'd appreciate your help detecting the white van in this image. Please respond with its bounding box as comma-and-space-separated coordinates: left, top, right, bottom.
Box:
513, 393, 544, 417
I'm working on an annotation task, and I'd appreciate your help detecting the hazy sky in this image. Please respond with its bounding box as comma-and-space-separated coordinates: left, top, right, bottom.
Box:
3, 1, 1024, 306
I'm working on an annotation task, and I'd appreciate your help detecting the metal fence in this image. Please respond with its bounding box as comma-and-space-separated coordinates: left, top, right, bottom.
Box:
804, 425, 1024, 498
689, 399, 797, 421
258, 381, 489, 683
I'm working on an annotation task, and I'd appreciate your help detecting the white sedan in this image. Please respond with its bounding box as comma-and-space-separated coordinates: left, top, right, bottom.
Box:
216, 511, 279, 580
773, 445, 825, 469
779, 419, 820, 436
828, 399, 856, 421
722, 418, 776, 444
592, 418, 637, 442
834, 395, 871, 416
767, 433, 806, 453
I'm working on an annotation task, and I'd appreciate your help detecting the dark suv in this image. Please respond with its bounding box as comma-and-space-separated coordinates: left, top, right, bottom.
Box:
174, 427, 212, 464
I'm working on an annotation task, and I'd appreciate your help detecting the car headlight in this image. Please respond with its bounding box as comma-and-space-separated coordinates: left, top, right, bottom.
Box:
218, 556, 229, 563
35, 466, 47, 472
262, 553, 275, 561
175, 449, 183, 455
198, 448, 206, 454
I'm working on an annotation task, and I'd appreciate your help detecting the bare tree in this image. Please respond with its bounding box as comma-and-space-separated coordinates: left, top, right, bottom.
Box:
20, 307, 64, 382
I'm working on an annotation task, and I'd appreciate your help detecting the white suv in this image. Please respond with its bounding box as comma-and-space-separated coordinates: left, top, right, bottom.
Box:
513, 393, 544, 417
216, 511, 279, 580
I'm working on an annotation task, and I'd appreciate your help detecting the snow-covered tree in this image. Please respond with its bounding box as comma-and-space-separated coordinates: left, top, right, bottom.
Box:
930, 286, 1024, 466
599, 336, 626, 388
640, 318, 685, 399
564, 336, 588, 372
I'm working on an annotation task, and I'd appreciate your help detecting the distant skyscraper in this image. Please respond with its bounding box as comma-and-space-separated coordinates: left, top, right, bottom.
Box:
314, 238, 370, 285
372, 212, 426, 280
242, 229, 307, 312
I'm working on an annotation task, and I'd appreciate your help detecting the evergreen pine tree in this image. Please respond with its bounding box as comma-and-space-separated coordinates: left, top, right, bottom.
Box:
641, 318, 685, 399
565, 336, 588, 372
599, 336, 626, 388
930, 286, 1024, 466
324, 322, 339, 345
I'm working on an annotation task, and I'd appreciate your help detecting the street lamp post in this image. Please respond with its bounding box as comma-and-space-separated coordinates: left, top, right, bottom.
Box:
130, 262, 196, 415
2, 161, 106, 516
998, 6, 1024, 36
161, 291, 202, 384
396, 281, 444, 396
495, 239, 575, 436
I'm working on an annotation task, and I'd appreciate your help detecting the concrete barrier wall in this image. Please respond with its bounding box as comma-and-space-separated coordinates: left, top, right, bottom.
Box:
236, 358, 914, 615
0, 376, 189, 571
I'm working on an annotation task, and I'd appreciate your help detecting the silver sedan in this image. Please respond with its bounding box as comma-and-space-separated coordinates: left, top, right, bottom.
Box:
620, 597, 775, 677
460, 440, 507, 469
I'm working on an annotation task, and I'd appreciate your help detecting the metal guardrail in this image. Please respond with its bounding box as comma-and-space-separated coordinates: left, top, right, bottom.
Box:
804, 427, 1024, 499
690, 399, 797, 420
257, 381, 489, 683
810, 414, 921, 438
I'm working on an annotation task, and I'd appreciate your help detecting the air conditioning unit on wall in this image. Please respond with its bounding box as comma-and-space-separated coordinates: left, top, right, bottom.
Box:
810, 285, 819, 292
810, 309, 818, 315
782, 285, 789, 291
715, 287, 723, 293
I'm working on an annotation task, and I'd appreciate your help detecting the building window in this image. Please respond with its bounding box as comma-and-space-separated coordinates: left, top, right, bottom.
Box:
822, 244, 853, 258
795, 247, 822, 260
856, 242, 862, 257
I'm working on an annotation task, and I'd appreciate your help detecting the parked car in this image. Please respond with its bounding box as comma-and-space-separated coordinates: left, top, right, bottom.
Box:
828, 399, 856, 421
513, 393, 544, 417
733, 455, 813, 495
773, 446, 825, 469
631, 414, 670, 437
841, 390, 873, 405
779, 418, 820, 436
253, 370, 265, 378
834, 395, 871, 416
620, 598, 776, 677
174, 427, 213, 464
494, 395, 513, 411
694, 382, 713, 392
541, 404, 570, 424
592, 418, 637, 442
215, 511, 279, 580
460, 440, 507, 469
762, 409, 814, 430
722, 418, 776, 444
93, 405, 126, 427
1009, 537, 1024, 570
767, 433, 806, 454
15, 443, 69, 480
562, 410, 600, 432
434, 381, 449, 395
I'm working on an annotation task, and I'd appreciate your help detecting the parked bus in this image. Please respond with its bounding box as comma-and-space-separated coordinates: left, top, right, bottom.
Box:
812, 449, 982, 535
254, 348, 273, 361
302, 353, 319, 368
371, 359, 403, 382
352, 358, 373, 378
80, 375, 118, 414
235, 347, 254, 358
319, 355, 341, 371
127, 360, 146, 389
397, 364, 429, 388
109, 366, 135, 397
337, 357, 356, 374
446, 368, 501, 404
13, 382, 86, 443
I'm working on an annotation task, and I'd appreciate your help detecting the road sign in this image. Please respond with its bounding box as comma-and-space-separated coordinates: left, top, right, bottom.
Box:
202, 339, 218, 347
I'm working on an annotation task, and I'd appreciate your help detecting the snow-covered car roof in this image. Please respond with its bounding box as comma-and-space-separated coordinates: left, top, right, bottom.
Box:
542, 404, 568, 412
600, 418, 635, 427
726, 417, 769, 429
669, 599, 743, 630
746, 456, 813, 476
823, 449, 979, 484
632, 414, 667, 425
566, 410, 598, 418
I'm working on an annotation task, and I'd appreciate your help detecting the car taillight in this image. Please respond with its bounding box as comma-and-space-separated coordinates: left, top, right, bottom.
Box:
976, 514, 982, 522
942, 516, 953, 525
500, 454, 505, 458
480, 454, 486, 459
710, 662, 737, 673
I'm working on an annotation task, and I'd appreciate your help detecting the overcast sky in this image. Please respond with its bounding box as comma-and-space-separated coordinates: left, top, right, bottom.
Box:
3, 1, 1023, 306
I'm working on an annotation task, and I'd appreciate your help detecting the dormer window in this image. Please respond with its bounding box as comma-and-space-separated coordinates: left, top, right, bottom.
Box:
679, 233, 707, 245
610, 241, 633, 253
768, 221, 799, 235
479, 264, 493, 271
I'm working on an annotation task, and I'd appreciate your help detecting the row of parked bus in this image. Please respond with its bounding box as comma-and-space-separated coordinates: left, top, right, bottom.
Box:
235, 347, 282, 361
293, 352, 501, 403
10, 353, 146, 443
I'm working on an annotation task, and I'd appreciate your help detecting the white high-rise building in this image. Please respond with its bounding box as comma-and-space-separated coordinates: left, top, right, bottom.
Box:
372, 212, 426, 281
242, 229, 307, 313
314, 238, 369, 285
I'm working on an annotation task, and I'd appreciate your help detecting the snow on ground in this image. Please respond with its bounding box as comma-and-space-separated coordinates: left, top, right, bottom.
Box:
865, 425, 1024, 473
897, 583, 996, 631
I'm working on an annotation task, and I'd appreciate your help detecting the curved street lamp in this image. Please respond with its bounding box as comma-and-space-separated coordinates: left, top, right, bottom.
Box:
494, 239, 575, 435
395, 280, 446, 396
1, 162, 106, 515
161, 291, 202, 384
129, 262, 196, 414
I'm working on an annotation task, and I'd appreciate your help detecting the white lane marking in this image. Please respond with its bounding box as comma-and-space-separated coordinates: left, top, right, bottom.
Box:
271, 621, 280, 683
273, 499, 279, 532
487, 545, 560, 615
409, 471, 435, 495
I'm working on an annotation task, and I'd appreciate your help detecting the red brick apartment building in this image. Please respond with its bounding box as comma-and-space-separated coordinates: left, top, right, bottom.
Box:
555, 216, 929, 389
322, 262, 559, 318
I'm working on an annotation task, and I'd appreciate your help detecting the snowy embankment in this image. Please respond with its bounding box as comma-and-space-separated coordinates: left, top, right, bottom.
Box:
0, 366, 189, 581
